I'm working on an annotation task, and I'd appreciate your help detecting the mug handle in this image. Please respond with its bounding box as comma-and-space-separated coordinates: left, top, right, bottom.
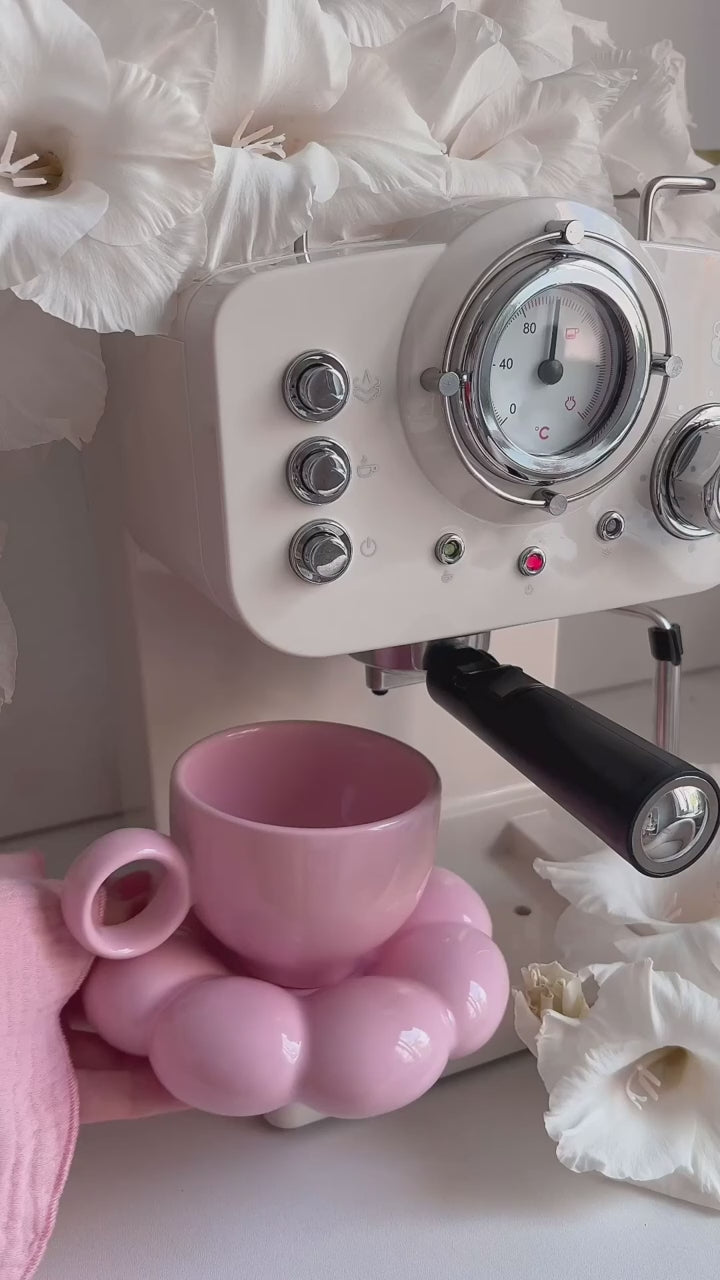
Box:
61, 828, 192, 959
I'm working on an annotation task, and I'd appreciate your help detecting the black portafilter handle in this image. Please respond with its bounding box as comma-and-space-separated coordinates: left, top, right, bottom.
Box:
426, 644, 720, 877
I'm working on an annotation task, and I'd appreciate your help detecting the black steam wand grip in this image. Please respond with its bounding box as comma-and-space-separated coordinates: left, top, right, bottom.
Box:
426, 645, 720, 875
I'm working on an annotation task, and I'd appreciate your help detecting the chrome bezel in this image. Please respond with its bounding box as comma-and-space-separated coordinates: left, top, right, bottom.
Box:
282, 351, 349, 423
651, 405, 720, 540
447, 256, 651, 485
286, 437, 351, 505
288, 520, 352, 584
631, 774, 719, 876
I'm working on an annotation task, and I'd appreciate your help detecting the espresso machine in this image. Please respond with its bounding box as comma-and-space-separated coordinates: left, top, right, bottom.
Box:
94, 173, 720, 1082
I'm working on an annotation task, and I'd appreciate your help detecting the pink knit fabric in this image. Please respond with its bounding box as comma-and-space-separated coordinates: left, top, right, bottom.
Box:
0, 857, 91, 1280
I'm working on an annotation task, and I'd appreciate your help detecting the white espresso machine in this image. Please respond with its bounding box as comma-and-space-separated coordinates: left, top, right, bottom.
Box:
94, 173, 720, 1076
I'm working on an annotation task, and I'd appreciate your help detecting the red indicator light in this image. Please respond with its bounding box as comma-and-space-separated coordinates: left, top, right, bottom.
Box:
519, 548, 546, 576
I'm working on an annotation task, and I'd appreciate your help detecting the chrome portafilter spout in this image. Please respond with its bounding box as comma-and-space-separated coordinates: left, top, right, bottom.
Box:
424, 643, 720, 877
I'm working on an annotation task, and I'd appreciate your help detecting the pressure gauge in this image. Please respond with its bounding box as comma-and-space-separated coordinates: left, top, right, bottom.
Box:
445, 257, 652, 487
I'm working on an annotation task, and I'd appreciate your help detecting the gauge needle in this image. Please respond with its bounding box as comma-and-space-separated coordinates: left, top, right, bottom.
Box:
537, 297, 564, 385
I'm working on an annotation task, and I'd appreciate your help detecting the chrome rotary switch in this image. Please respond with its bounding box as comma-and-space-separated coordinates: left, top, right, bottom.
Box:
289, 520, 352, 584
652, 406, 720, 539
283, 351, 349, 422
287, 438, 351, 504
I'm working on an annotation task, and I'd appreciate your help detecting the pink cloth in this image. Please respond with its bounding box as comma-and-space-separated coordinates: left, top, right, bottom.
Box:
0, 855, 90, 1280
0, 855, 184, 1280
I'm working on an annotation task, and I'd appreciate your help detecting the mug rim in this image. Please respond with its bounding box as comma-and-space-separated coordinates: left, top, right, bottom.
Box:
170, 720, 441, 835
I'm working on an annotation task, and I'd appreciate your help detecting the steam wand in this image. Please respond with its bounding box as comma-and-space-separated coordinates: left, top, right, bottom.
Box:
612, 605, 682, 755
425, 642, 719, 878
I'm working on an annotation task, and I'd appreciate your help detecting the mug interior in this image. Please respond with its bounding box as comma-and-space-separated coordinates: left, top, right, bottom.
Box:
173, 722, 438, 829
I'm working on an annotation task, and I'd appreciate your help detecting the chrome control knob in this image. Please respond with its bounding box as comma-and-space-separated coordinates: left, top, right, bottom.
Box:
283, 351, 349, 422
289, 521, 352, 584
287, 438, 351, 504
652, 406, 720, 539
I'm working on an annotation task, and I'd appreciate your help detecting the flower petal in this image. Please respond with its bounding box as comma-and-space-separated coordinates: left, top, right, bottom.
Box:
526, 95, 614, 210
66, 0, 218, 115
306, 47, 449, 243
321, 0, 443, 46
616, 920, 720, 996
205, 0, 350, 145
453, 60, 616, 209
203, 142, 339, 270
383, 8, 504, 150
84, 59, 214, 247
513, 960, 591, 1056
554, 905, 631, 970
540, 962, 720, 1187
598, 41, 699, 194
0, 0, 109, 134
14, 215, 206, 334
472, 0, 574, 80
537, 835, 720, 930
450, 52, 528, 159
448, 137, 539, 200
0, 180, 109, 290
535, 847, 679, 927
513, 990, 541, 1055
568, 9, 614, 61
0, 293, 106, 449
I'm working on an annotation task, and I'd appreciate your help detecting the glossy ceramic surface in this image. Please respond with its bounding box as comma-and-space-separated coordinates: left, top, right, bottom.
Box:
169, 721, 440, 987
84, 866, 508, 1119
62, 722, 440, 988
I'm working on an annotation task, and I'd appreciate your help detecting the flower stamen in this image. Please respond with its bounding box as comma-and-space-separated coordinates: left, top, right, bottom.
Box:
0, 129, 46, 188
231, 112, 287, 159
625, 1062, 663, 1110
0, 129, 63, 191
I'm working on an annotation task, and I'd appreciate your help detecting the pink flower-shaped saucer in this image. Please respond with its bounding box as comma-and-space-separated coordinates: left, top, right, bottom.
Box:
82, 868, 509, 1120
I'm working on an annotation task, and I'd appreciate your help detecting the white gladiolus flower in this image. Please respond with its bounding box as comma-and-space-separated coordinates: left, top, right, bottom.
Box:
536, 819, 720, 995
199, 0, 346, 268
538, 961, 720, 1209
513, 961, 591, 1055
201, 0, 449, 267
472, 0, 575, 81
589, 39, 720, 246
381, 7, 620, 210
3, 0, 217, 333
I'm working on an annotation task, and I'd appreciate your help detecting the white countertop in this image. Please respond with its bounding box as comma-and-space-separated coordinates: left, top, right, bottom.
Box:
38, 1053, 718, 1280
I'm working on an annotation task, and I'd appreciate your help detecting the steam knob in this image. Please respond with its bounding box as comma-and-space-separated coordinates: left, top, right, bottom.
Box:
289, 520, 352, 584
669, 420, 720, 533
652, 406, 720, 538
283, 351, 349, 422
287, 438, 351, 504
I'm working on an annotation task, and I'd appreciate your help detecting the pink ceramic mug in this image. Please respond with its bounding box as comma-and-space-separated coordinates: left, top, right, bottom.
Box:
61, 722, 441, 988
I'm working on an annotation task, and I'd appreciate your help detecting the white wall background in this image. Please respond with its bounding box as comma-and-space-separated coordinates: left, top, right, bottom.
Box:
0, 0, 717, 840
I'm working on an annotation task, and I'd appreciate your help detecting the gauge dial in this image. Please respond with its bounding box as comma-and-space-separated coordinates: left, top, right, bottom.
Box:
444, 255, 652, 487
485, 285, 626, 458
